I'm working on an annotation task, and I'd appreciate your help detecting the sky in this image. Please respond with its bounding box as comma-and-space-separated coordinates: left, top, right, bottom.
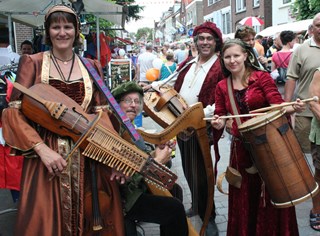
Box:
125, 0, 178, 33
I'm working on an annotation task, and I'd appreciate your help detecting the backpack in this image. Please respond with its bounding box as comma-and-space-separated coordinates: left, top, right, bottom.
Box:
276, 52, 292, 84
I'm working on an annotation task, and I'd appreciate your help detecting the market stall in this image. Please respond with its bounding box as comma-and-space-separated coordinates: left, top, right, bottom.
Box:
258, 19, 313, 37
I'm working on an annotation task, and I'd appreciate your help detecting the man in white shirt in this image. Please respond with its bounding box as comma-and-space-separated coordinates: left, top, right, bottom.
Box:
141, 21, 225, 236
174, 43, 188, 64
135, 42, 157, 83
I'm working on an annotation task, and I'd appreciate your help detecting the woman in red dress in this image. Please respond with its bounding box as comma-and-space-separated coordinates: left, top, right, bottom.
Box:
211, 39, 305, 235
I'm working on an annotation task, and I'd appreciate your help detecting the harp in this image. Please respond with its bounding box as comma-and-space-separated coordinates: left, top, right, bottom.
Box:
141, 85, 214, 236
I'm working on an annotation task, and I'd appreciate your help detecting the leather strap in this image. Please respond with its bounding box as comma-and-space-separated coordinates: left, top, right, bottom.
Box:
276, 52, 291, 68
227, 78, 258, 175
79, 57, 147, 151
216, 171, 228, 195
227, 77, 241, 126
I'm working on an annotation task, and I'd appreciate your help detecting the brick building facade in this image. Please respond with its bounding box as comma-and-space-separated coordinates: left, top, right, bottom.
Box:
14, 23, 34, 55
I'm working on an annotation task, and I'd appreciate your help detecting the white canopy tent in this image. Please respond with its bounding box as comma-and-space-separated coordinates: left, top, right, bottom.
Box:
257, 19, 313, 37
0, 0, 125, 60
222, 33, 235, 41
0, 0, 124, 27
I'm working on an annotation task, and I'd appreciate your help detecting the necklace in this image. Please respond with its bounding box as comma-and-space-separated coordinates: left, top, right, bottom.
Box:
52, 51, 74, 65
51, 52, 75, 82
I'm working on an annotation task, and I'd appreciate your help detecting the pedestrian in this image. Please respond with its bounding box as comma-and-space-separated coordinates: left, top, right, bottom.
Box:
20, 40, 33, 55
254, 34, 265, 57
187, 38, 198, 59
174, 43, 188, 64
308, 65, 320, 232
284, 13, 320, 155
271, 30, 296, 84
211, 38, 305, 236
266, 32, 282, 71
135, 42, 157, 83
234, 25, 268, 70
0, 27, 20, 65
159, 50, 177, 80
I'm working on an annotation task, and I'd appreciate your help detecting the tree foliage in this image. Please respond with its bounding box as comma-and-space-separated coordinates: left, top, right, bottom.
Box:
135, 27, 153, 42
113, 0, 144, 22
80, 0, 144, 39
292, 0, 320, 20
83, 14, 116, 37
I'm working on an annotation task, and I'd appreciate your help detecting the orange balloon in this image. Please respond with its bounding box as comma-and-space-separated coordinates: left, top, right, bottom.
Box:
146, 68, 160, 81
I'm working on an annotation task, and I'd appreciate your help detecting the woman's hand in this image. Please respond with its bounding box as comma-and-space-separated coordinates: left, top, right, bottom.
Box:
110, 169, 128, 184
210, 115, 226, 130
288, 98, 306, 114
34, 143, 67, 175
225, 118, 233, 134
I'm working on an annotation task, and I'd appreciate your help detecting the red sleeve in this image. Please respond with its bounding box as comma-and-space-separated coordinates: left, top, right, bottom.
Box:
258, 71, 284, 104
214, 79, 228, 116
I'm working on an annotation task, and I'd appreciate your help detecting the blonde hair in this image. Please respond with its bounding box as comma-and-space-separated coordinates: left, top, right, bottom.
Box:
166, 50, 174, 61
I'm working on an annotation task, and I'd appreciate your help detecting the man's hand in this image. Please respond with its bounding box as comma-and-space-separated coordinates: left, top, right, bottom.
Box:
154, 140, 175, 165
258, 56, 268, 65
110, 169, 129, 184
139, 82, 152, 91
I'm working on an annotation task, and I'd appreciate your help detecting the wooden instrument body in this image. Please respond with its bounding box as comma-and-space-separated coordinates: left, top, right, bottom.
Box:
142, 86, 214, 236
84, 190, 113, 236
21, 83, 99, 149
143, 84, 187, 128
238, 110, 319, 207
84, 162, 113, 236
18, 83, 177, 190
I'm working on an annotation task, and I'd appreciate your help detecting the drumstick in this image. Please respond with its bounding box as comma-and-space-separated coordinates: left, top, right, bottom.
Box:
249, 96, 319, 113
203, 113, 266, 120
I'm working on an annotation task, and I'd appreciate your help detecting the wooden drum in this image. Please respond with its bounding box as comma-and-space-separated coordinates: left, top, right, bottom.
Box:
238, 110, 319, 208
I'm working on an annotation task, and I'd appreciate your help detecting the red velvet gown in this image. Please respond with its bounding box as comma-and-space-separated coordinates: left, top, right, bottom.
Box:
214, 71, 299, 236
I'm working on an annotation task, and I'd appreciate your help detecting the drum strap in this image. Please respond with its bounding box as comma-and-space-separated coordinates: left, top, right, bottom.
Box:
79, 57, 147, 152
227, 78, 242, 126
226, 78, 259, 175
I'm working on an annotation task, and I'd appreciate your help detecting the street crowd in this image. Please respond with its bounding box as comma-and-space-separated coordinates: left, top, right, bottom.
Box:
1, 3, 320, 236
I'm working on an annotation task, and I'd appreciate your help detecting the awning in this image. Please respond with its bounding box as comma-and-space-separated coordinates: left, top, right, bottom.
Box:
223, 33, 235, 40
0, 0, 124, 27
115, 37, 134, 45
258, 19, 313, 37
